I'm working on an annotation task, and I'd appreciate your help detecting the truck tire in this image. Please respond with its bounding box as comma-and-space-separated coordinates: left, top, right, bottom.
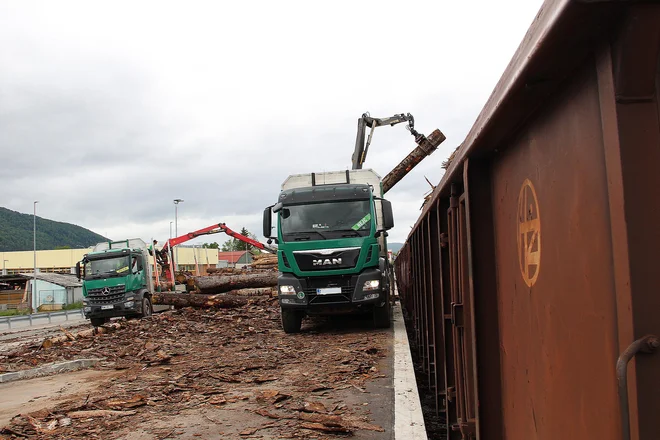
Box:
281, 308, 303, 334
373, 293, 392, 329
141, 297, 153, 318
90, 317, 107, 327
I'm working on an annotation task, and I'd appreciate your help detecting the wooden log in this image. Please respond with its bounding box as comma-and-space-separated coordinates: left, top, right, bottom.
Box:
250, 263, 277, 269
252, 253, 277, 260
152, 292, 249, 308
68, 410, 136, 419
41, 322, 125, 349
191, 273, 278, 294
206, 267, 244, 275
224, 288, 274, 297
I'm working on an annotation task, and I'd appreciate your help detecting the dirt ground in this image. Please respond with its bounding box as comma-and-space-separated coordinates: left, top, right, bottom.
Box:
0, 369, 122, 427
0, 297, 394, 439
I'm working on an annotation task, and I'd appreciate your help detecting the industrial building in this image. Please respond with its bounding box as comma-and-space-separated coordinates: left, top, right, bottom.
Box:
217, 251, 253, 268
1, 246, 220, 276
0, 272, 82, 311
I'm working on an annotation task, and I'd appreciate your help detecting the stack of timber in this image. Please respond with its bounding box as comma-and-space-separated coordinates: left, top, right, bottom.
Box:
250, 253, 278, 270
155, 253, 281, 309
190, 272, 278, 295
154, 269, 277, 309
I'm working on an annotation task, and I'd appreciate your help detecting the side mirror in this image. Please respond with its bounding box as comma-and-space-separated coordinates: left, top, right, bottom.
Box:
263, 206, 272, 238
75, 262, 81, 281
381, 199, 394, 230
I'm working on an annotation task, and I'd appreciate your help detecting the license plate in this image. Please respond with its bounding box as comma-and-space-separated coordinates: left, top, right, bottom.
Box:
101, 305, 114, 310
316, 287, 341, 295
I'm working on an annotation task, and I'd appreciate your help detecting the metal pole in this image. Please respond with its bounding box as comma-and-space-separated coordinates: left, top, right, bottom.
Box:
175, 203, 178, 271
32, 201, 38, 314
173, 199, 183, 272
2, 259, 7, 276
193, 245, 199, 275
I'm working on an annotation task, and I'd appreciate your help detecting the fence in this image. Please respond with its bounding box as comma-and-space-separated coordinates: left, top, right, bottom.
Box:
0, 309, 85, 330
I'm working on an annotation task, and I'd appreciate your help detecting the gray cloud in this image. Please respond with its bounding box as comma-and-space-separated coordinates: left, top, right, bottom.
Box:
0, 0, 544, 246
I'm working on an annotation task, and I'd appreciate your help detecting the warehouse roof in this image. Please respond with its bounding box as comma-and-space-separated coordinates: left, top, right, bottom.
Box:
10, 272, 82, 288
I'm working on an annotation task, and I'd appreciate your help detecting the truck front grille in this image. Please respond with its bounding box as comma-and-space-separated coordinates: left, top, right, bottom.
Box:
293, 248, 360, 271
87, 285, 126, 304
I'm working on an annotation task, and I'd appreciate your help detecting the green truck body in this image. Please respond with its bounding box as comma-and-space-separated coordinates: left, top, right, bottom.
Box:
77, 238, 159, 326
263, 169, 395, 333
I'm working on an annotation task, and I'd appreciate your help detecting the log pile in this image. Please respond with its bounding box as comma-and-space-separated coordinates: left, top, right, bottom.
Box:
250, 253, 279, 270
191, 272, 278, 294
41, 321, 129, 349
152, 292, 250, 309
206, 267, 248, 275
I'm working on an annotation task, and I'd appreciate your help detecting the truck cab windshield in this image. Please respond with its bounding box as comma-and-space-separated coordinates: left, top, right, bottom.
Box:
84, 256, 131, 279
280, 200, 372, 242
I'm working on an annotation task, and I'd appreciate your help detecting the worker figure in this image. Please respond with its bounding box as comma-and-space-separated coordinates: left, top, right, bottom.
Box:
149, 240, 166, 265
148, 240, 157, 255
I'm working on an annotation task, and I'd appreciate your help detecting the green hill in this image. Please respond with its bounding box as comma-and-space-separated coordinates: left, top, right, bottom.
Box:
0, 207, 107, 252
388, 242, 404, 253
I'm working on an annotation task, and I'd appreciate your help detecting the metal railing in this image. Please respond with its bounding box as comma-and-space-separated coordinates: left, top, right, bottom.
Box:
0, 309, 85, 330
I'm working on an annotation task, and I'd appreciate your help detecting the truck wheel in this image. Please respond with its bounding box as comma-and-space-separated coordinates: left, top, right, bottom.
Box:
281, 308, 303, 333
141, 297, 153, 318
90, 317, 107, 327
373, 294, 392, 329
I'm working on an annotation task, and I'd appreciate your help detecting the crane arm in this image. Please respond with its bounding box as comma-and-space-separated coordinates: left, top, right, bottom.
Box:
161, 223, 276, 254
351, 112, 418, 170
216, 223, 275, 253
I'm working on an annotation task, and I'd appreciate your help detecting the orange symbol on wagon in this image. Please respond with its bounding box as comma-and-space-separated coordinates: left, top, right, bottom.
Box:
517, 179, 540, 287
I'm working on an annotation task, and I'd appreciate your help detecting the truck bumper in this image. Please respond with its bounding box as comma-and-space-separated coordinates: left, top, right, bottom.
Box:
277, 269, 386, 315
83, 293, 144, 319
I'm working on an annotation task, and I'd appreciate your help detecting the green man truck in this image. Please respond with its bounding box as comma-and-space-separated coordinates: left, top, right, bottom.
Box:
262, 169, 395, 333
76, 238, 158, 327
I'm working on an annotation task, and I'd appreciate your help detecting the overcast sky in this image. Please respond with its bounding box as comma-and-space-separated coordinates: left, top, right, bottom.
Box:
1, 0, 543, 248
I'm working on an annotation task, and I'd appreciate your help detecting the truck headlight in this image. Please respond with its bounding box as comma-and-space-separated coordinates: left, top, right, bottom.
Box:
124, 301, 135, 308
125, 296, 134, 301
363, 280, 380, 291
279, 285, 296, 294
82, 301, 88, 306
83, 307, 91, 313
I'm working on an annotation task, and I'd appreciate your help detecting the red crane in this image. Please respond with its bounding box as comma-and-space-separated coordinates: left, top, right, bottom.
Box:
155, 223, 275, 286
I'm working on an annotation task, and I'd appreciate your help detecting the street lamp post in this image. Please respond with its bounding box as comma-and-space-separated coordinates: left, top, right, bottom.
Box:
32, 201, 38, 314
173, 199, 184, 272
170, 221, 173, 240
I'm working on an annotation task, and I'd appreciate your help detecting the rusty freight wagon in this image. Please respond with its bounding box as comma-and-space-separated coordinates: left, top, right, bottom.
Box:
394, 0, 660, 439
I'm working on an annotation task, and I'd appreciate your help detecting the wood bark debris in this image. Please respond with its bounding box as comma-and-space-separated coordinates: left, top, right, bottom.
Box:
41, 322, 126, 349
2, 301, 389, 439
67, 410, 137, 419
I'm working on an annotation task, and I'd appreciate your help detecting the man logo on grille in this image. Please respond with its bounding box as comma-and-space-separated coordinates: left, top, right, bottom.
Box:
102, 287, 111, 295
312, 258, 342, 266
517, 179, 541, 287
